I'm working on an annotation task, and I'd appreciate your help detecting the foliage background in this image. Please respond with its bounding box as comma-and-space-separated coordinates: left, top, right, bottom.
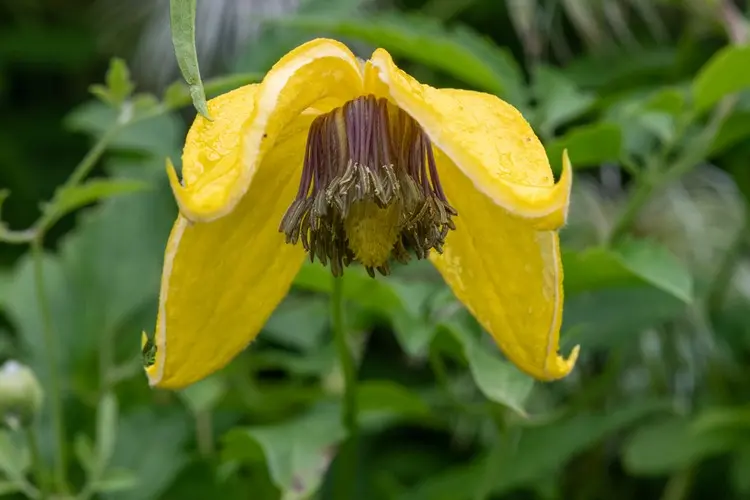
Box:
1, 0, 750, 499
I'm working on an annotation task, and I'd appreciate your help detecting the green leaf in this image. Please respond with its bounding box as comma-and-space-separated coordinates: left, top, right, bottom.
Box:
105, 58, 135, 105
178, 375, 227, 415
279, 13, 526, 104
563, 240, 693, 303
94, 467, 138, 493
622, 416, 741, 475
223, 404, 346, 499
357, 380, 432, 430
693, 45, 750, 113
169, 0, 210, 119
4, 166, 175, 393
546, 122, 622, 171
106, 411, 191, 500
405, 400, 671, 499
439, 319, 533, 416
731, 445, 750, 495
66, 101, 184, 156
711, 110, 750, 155
96, 392, 118, 470
0, 431, 27, 484
264, 296, 329, 351
74, 433, 96, 474
293, 263, 436, 356
0, 481, 20, 495
45, 179, 150, 226
532, 65, 595, 135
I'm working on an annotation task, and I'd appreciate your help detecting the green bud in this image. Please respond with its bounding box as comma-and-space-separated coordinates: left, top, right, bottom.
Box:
0, 361, 43, 427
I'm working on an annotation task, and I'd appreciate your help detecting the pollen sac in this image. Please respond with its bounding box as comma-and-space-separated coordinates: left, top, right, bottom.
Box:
279, 95, 457, 278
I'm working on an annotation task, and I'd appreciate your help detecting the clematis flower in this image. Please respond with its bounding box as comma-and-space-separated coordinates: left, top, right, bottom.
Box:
142, 38, 579, 389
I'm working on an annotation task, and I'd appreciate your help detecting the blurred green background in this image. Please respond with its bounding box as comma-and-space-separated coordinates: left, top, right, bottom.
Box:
1, 0, 750, 499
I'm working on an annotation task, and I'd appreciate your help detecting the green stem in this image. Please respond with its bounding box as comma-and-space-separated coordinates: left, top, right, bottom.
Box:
331, 276, 357, 432
25, 425, 47, 496
331, 276, 358, 499
31, 238, 68, 493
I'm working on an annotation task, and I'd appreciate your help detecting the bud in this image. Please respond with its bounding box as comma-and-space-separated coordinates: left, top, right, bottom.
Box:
0, 361, 43, 427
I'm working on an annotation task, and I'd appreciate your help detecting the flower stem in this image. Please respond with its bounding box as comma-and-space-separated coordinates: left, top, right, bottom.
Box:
31, 238, 68, 493
331, 275, 358, 499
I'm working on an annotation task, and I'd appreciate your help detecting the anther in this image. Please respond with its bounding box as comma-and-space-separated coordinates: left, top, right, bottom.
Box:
279, 95, 457, 277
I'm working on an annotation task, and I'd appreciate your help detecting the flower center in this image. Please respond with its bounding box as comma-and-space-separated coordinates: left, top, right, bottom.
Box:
279, 95, 457, 277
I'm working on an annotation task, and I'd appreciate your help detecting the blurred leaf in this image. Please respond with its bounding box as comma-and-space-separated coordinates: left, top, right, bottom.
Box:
711, 111, 750, 155
562, 47, 677, 90
169, 0, 210, 119
546, 122, 622, 171
623, 416, 740, 475
731, 445, 750, 495
280, 13, 526, 104
179, 376, 227, 415
90, 58, 135, 107
106, 411, 191, 500
0, 481, 20, 495
95, 468, 138, 493
4, 166, 175, 392
0, 431, 28, 485
74, 433, 96, 474
264, 296, 328, 351
66, 102, 183, 157
404, 400, 671, 499
45, 179, 150, 224
223, 404, 345, 499
533, 65, 595, 135
691, 406, 750, 434
96, 392, 119, 470
562, 286, 685, 351
693, 45, 750, 113
439, 319, 533, 416
564, 240, 693, 302
357, 380, 432, 430
294, 263, 435, 356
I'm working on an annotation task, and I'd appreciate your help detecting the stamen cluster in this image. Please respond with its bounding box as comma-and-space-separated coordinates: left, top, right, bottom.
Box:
280, 95, 456, 277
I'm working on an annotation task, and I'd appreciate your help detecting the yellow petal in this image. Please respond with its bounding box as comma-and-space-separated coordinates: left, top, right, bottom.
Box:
146, 110, 315, 389
171, 38, 364, 222
368, 50, 571, 230
429, 149, 578, 381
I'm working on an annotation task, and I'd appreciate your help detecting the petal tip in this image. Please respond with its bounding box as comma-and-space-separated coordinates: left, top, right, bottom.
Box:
543, 344, 580, 381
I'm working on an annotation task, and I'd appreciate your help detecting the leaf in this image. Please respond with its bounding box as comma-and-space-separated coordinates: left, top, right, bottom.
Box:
357, 380, 432, 430
404, 400, 671, 499
178, 375, 227, 415
0, 481, 20, 495
0, 431, 27, 484
105, 58, 135, 105
293, 263, 436, 356
74, 434, 96, 474
563, 240, 693, 302
731, 445, 750, 495
546, 122, 622, 171
45, 179, 150, 224
693, 45, 750, 113
279, 13, 526, 105
622, 416, 741, 475
94, 467, 138, 493
439, 319, 533, 416
66, 101, 184, 156
4, 165, 175, 395
169, 0, 210, 119
264, 296, 329, 351
96, 392, 118, 470
106, 410, 191, 500
532, 65, 595, 134
222, 404, 346, 499
711, 110, 750, 155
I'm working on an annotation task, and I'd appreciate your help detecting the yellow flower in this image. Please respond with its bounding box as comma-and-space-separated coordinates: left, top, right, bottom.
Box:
143, 38, 579, 389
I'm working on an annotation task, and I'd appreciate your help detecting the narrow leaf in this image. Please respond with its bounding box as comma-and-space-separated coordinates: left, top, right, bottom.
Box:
47, 179, 150, 223
546, 122, 622, 171
169, 0, 210, 119
96, 392, 118, 470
